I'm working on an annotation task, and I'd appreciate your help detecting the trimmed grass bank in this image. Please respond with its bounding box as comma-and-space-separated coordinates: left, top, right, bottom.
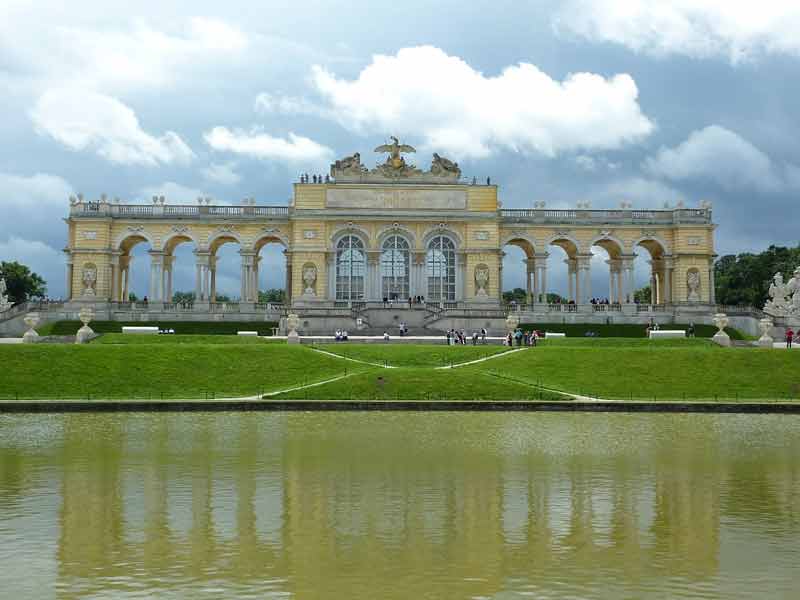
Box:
0, 344, 351, 400
314, 343, 512, 367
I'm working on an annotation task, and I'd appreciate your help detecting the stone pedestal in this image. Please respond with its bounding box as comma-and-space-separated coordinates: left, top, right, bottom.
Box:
758, 317, 774, 349
75, 307, 95, 344
286, 313, 300, 344
22, 313, 40, 343
712, 312, 731, 347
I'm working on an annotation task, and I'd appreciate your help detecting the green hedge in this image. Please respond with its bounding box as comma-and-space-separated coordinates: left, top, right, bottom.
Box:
43, 320, 280, 336
519, 322, 745, 340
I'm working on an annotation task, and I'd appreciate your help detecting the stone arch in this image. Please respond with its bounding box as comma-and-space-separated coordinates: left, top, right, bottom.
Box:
115, 230, 155, 253
208, 229, 243, 254
545, 234, 581, 258
376, 223, 416, 248
588, 234, 625, 258
330, 224, 371, 249
632, 235, 670, 259
253, 230, 289, 253
501, 232, 537, 258
422, 225, 462, 248
162, 231, 199, 254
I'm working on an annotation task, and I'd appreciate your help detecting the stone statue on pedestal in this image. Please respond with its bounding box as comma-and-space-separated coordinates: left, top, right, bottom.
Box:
764, 268, 800, 318
0, 278, 11, 312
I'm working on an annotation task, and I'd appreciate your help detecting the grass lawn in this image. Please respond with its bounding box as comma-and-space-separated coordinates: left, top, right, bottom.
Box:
39, 320, 280, 336
271, 367, 562, 401
0, 345, 354, 400
484, 345, 800, 401
92, 334, 279, 345
313, 343, 512, 367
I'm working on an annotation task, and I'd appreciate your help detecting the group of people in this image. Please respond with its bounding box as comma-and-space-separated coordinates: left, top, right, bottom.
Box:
398, 322, 409, 336
506, 327, 539, 346
333, 329, 350, 341
787, 328, 794, 349
446, 328, 487, 345
382, 296, 427, 306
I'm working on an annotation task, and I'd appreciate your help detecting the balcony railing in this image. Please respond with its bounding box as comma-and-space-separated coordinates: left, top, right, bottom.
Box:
70, 202, 290, 220
500, 208, 711, 225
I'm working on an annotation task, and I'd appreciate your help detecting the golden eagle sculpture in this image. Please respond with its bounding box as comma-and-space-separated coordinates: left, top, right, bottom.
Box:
374, 136, 416, 169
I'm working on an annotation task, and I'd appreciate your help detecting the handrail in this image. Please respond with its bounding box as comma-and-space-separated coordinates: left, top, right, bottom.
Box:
500, 208, 711, 225
70, 202, 290, 219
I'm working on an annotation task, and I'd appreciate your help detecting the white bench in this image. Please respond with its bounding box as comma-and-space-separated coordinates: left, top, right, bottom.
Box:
237, 331, 258, 336
545, 332, 566, 339
649, 330, 685, 339
122, 326, 159, 335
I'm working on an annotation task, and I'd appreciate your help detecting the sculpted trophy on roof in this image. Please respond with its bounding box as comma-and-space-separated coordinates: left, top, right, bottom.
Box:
330, 136, 461, 182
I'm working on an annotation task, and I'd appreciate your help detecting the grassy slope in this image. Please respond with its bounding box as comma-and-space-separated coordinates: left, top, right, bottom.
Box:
0, 345, 352, 400
40, 320, 280, 336
485, 346, 800, 400
314, 343, 511, 367
271, 367, 561, 401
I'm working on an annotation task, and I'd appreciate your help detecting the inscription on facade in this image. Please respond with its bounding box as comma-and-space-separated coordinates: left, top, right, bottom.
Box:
327, 188, 467, 210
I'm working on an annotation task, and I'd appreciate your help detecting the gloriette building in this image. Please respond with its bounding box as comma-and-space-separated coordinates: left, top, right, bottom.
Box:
58, 138, 719, 333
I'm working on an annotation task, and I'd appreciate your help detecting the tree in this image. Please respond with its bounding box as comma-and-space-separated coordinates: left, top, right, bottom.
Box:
715, 244, 800, 306
172, 291, 195, 304
634, 285, 651, 304
0, 261, 46, 304
259, 289, 286, 303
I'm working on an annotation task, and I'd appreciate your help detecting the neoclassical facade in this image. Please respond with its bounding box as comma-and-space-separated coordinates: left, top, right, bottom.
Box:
64, 142, 717, 320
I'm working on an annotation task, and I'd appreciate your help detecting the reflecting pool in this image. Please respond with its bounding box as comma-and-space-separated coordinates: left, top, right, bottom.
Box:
1, 412, 799, 599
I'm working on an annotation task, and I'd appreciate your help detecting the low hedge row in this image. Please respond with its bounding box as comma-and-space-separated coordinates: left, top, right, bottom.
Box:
519, 322, 746, 340
41, 320, 280, 336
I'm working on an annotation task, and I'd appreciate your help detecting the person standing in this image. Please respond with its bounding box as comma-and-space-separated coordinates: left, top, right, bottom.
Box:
787, 328, 794, 349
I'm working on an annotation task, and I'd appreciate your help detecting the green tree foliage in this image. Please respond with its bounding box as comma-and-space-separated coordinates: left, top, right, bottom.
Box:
0, 261, 46, 304
258, 289, 286, 303
503, 288, 563, 303
634, 285, 651, 304
172, 291, 195, 304
715, 245, 800, 306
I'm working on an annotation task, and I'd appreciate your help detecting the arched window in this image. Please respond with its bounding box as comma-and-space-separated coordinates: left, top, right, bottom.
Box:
426, 235, 456, 301
336, 235, 365, 300
381, 235, 410, 300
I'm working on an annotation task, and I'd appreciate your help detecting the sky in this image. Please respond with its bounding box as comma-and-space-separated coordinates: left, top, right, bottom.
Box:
1, 0, 798, 299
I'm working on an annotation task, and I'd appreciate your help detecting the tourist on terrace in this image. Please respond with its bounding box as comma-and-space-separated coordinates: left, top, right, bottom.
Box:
481, 327, 487, 344
688, 322, 695, 337
472, 331, 478, 345
342, 330, 349, 341
787, 328, 794, 349
383, 331, 390, 342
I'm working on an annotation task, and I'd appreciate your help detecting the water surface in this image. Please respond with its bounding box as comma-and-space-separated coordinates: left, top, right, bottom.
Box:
1, 412, 798, 599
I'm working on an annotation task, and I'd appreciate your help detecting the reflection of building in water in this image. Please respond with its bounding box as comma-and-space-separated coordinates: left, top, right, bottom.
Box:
52, 414, 798, 598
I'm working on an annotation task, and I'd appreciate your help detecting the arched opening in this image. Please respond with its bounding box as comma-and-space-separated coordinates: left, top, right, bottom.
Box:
335, 235, 366, 301
162, 235, 196, 305
209, 235, 241, 303
381, 235, 410, 300
633, 239, 668, 305
589, 238, 624, 306
254, 236, 288, 305
117, 235, 152, 302
501, 238, 535, 304
546, 238, 579, 304
426, 235, 456, 301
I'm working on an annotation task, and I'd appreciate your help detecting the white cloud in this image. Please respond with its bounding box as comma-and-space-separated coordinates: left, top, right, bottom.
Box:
202, 162, 241, 186
204, 127, 334, 164
305, 46, 654, 159
30, 89, 195, 166
254, 92, 323, 117
138, 182, 205, 205
554, 1, 800, 63
0, 237, 65, 297
0, 172, 73, 243
595, 177, 686, 208
643, 125, 783, 191
0, 15, 248, 93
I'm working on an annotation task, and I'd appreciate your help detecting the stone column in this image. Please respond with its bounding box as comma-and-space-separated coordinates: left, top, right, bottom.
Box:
194, 252, 210, 303
209, 256, 217, 303
621, 255, 635, 303
327, 251, 336, 301
148, 252, 164, 301
577, 255, 592, 304
252, 255, 261, 302
663, 257, 674, 305
607, 259, 621, 303
367, 251, 381, 301
456, 251, 466, 301
109, 254, 120, 302
708, 259, 716, 304
525, 258, 535, 304
285, 251, 292, 305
